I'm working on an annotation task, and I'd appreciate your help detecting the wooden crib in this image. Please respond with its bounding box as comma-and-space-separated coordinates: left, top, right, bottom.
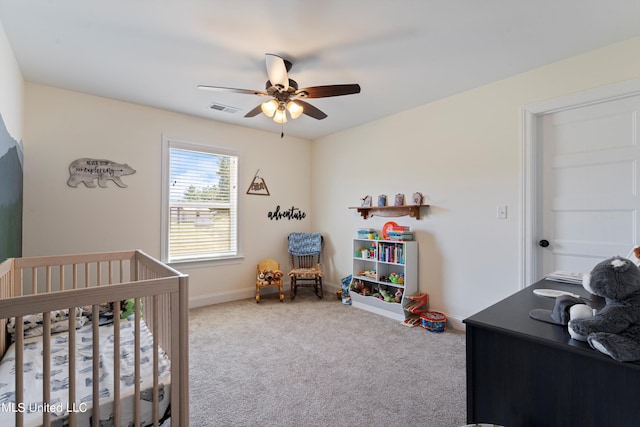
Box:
0, 250, 189, 427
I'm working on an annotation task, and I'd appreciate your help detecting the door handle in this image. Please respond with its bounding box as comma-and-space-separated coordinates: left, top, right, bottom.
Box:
539, 239, 550, 247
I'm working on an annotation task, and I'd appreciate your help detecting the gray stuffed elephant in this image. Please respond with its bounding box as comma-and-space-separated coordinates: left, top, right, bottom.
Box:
568, 256, 640, 362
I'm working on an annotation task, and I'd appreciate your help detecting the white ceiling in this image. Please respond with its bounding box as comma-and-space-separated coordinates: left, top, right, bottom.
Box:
1, 1, 640, 140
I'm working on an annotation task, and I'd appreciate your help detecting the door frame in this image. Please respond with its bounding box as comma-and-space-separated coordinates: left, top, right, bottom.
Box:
520, 78, 640, 288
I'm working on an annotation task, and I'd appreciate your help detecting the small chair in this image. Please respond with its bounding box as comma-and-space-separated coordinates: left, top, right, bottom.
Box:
288, 232, 324, 299
256, 259, 284, 303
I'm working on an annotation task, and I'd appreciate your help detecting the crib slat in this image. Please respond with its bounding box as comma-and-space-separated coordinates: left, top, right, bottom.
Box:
152, 295, 159, 426
170, 291, 181, 426
73, 263, 78, 289
134, 298, 141, 426
97, 262, 102, 287
92, 304, 100, 427
68, 308, 77, 427
113, 301, 121, 426
15, 315, 24, 427
46, 265, 51, 293
0, 270, 9, 357
85, 263, 90, 288
31, 267, 36, 295
16, 267, 23, 297
43, 311, 51, 426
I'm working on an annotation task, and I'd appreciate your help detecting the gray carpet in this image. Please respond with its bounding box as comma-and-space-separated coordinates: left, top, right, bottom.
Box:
189, 291, 467, 427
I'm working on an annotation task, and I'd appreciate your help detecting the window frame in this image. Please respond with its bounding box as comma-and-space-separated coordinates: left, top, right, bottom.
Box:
161, 136, 243, 266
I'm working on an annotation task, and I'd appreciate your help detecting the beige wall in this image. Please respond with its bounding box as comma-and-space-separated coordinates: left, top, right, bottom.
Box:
312, 36, 640, 326
23, 84, 312, 305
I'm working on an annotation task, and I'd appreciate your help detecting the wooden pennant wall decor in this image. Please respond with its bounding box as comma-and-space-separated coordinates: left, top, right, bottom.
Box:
247, 169, 270, 195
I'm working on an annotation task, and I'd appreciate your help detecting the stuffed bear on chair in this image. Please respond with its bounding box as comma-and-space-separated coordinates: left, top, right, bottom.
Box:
568, 256, 640, 362
256, 259, 284, 303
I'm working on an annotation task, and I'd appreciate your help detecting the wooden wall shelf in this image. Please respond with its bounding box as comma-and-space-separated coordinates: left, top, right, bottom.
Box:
349, 205, 429, 219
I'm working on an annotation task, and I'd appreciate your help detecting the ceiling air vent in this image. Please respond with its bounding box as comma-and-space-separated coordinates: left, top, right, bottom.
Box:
209, 102, 240, 114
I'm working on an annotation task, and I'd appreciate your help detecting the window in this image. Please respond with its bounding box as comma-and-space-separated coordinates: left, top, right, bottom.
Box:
161, 138, 239, 263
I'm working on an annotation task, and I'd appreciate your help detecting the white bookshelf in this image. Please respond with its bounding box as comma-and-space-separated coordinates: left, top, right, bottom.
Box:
349, 238, 418, 322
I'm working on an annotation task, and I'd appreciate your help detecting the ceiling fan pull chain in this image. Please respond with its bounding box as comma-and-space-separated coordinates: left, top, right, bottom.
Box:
281, 122, 284, 139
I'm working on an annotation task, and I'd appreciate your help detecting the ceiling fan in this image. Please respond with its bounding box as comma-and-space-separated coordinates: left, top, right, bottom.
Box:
198, 54, 361, 125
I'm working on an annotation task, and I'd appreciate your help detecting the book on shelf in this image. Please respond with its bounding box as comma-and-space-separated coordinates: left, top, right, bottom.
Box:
379, 243, 404, 264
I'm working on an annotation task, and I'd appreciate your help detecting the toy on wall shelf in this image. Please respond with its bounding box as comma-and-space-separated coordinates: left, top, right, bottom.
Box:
411, 192, 423, 205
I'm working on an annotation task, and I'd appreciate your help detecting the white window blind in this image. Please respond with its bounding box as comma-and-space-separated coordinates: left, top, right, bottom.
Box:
164, 141, 238, 263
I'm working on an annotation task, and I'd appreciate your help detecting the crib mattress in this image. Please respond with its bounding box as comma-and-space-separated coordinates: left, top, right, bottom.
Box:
0, 318, 171, 427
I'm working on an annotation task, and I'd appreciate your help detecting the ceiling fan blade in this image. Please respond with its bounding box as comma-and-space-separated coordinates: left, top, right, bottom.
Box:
265, 54, 289, 91
295, 84, 361, 98
296, 100, 327, 120
244, 104, 263, 118
198, 85, 268, 96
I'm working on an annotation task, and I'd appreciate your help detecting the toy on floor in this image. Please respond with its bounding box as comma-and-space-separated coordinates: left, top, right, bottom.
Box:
256, 258, 284, 303
421, 311, 447, 332
403, 292, 429, 327
341, 275, 352, 305
568, 256, 640, 362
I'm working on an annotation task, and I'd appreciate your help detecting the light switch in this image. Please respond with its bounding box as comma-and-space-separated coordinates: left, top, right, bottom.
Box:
497, 205, 507, 219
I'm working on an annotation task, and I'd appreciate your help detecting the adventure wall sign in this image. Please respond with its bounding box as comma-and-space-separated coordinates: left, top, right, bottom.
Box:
268, 205, 307, 221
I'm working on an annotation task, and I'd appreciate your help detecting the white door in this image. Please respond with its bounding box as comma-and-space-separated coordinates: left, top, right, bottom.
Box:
538, 94, 640, 277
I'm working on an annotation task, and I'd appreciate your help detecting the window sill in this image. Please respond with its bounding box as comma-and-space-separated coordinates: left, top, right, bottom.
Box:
167, 254, 245, 269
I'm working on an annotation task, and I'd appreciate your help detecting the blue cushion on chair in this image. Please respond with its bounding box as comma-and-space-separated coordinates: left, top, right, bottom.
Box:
288, 233, 322, 256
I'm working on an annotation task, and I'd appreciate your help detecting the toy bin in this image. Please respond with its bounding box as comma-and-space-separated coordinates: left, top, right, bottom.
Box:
420, 311, 447, 332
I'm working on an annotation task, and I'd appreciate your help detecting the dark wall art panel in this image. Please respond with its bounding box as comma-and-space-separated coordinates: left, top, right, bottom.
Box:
0, 113, 23, 261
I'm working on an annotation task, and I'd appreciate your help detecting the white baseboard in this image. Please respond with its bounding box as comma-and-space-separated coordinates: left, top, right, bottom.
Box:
188, 282, 467, 332
189, 287, 256, 308
190, 281, 343, 308
446, 315, 466, 332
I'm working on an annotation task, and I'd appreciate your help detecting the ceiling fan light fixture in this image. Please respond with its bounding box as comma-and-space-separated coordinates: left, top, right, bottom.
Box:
273, 107, 287, 124
286, 101, 303, 119
199, 54, 360, 133
261, 99, 278, 117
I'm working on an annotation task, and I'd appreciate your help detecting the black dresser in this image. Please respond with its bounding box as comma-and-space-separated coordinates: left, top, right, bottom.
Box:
464, 279, 640, 427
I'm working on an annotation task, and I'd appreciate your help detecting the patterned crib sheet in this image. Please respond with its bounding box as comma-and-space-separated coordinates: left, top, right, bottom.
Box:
0, 318, 171, 427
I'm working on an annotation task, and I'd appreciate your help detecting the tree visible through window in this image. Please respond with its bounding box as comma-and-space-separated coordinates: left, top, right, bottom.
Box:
163, 140, 238, 263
